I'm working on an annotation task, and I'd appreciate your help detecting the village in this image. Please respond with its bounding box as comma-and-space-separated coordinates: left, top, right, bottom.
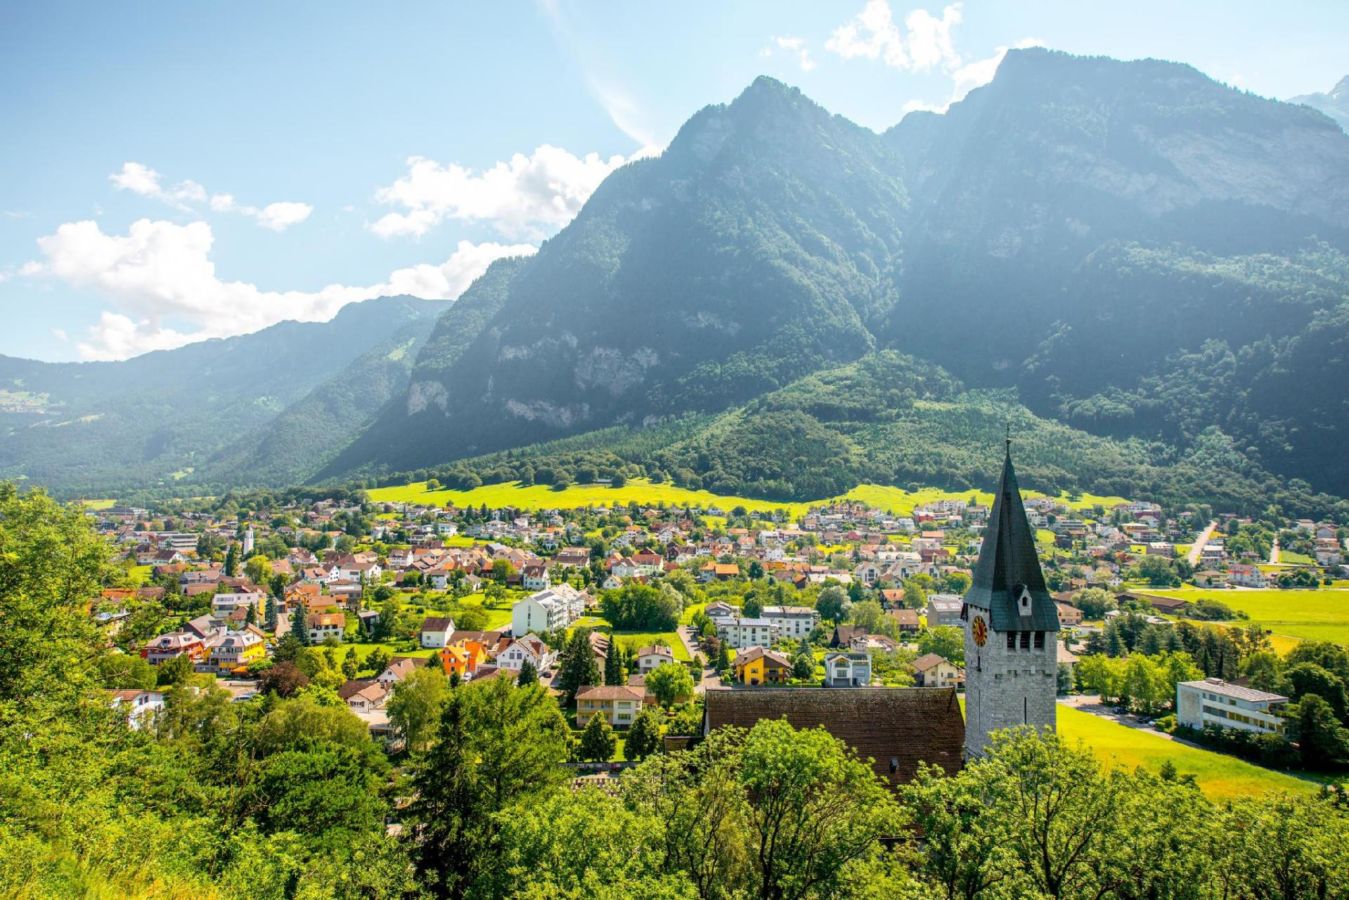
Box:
90, 478, 1349, 777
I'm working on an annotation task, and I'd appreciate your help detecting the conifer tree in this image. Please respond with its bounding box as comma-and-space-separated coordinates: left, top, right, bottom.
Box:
517, 658, 539, 687
291, 602, 310, 646
603, 642, 625, 685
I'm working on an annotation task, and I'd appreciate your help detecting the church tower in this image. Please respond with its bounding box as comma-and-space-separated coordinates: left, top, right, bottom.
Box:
962, 440, 1061, 757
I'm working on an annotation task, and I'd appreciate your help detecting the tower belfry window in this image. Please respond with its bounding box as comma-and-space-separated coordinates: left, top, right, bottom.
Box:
1019, 631, 1030, 650
1034, 631, 1045, 650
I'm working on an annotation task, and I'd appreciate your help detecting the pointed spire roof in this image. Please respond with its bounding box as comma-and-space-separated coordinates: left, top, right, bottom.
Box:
964, 441, 1060, 632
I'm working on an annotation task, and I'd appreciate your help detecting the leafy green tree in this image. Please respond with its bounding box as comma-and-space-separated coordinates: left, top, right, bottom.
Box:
407, 677, 568, 898
341, 647, 359, 680
792, 640, 815, 680
918, 626, 965, 665
96, 653, 157, 690
517, 657, 538, 686
743, 595, 763, 619
817, 585, 849, 622
388, 666, 450, 753
364, 646, 392, 677
626, 707, 662, 761
492, 788, 693, 898
1283, 662, 1349, 720
600, 583, 682, 630
578, 711, 617, 762
155, 653, 195, 687
738, 719, 902, 899
243, 554, 272, 586
0, 484, 111, 709
646, 663, 694, 708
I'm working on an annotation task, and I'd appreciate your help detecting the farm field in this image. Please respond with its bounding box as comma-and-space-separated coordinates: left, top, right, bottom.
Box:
367, 478, 1129, 519
1148, 586, 1349, 646
1056, 704, 1320, 799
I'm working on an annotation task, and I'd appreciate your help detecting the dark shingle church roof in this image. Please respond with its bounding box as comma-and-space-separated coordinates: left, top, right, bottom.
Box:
703, 687, 964, 785
964, 443, 1061, 632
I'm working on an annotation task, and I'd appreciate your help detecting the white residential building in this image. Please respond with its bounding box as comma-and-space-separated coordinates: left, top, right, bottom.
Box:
716, 617, 777, 650
211, 591, 266, 619
762, 605, 819, 639
636, 645, 675, 673
823, 651, 871, 687
495, 634, 557, 672
1177, 678, 1288, 735
420, 617, 456, 649
511, 584, 585, 635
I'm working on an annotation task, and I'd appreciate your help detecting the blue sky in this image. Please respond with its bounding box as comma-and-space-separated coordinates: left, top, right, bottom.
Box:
2, 0, 1346, 361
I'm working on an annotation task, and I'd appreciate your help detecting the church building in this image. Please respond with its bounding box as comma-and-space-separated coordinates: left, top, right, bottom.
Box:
962, 442, 1061, 757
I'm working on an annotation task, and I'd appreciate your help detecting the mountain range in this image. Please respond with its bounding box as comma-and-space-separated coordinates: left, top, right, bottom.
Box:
4, 49, 1349, 515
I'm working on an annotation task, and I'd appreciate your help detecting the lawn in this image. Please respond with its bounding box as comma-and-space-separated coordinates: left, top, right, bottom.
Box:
1056, 705, 1319, 799
367, 479, 1131, 520
1147, 586, 1349, 646
680, 602, 708, 625
609, 631, 690, 661
343, 642, 437, 663
127, 564, 154, 586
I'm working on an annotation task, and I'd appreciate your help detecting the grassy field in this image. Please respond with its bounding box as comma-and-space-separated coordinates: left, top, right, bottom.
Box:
1148, 586, 1349, 646
367, 478, 1130, 519
609, 631, 690, 661
1057, 705, 1319, 798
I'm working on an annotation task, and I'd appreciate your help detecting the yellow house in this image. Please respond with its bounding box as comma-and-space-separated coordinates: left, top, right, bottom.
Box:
733, 647, 792, 686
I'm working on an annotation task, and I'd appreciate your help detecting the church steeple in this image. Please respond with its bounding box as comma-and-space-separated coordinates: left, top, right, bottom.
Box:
961, 440, 1061, 758
965, 441, 1059, 633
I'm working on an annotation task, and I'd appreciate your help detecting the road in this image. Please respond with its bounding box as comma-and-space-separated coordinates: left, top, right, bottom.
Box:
677, 624, 720, 692
1187, 520, 1218, 567
1269, 536, 1280, 565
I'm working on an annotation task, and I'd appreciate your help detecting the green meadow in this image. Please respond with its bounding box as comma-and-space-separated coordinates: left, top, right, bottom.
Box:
1148, 586, 1349, 646
1056, 705, 1320, 799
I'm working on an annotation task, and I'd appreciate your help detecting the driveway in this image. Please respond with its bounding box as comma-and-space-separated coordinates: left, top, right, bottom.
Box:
1187, 520, 1218, 567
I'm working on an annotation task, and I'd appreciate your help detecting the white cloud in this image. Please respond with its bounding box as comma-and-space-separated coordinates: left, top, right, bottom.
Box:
109, 161, 312, 231
826, 1, 962, 72
25, 217, 534, 360
772, 36, 817, 73
255, 201, 313, 231
371, 144, 632, 241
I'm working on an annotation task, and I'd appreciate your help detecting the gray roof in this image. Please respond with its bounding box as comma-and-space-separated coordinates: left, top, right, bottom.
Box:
1180, 678, 1288, 703
963, 445, 1060, 632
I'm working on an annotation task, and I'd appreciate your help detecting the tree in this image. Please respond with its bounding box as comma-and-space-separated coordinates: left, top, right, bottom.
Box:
817, 585, 849, 622
224, 542, 239, 576
743, 595, 763, 619
263, 594, 278, 631
244, 554, 272, 586
258, 660, 310, 697
716, 641, 732, 675
738, 719, 902, 899
388, 666, 450, 753
747, 560, 764, 580
792, 639, 815, 680
341, 647, 359, 680
1072, 587, 1115, 619
1283, 662, 1349, 720
407, 677, 568, 898
1291, 694, 1349, 770
603, 643, 625, 685
626, 707, 662, 761
365, 646, 392, 677
578, 712, 617, 762
156, 653, 195, 687
600, 583, 682, 630
289, 601, 311, 646
556, 628, 601, 703
646, 663, 694, 708
918, 626, 965, 665
0, 484, 111, 707
517, 658, 538, 687
96, 653, 157, 690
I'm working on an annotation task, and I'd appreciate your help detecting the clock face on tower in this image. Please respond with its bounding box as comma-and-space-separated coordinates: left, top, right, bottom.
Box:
971, 614, 988, 647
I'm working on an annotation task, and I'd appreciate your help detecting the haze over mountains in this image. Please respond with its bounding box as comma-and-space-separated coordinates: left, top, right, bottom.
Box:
5, 48, 1349, 509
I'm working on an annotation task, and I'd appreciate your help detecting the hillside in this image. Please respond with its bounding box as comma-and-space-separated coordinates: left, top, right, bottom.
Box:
0, 296, 448, 494
1291, 75, 1349, 132
332, 49, 1349, 507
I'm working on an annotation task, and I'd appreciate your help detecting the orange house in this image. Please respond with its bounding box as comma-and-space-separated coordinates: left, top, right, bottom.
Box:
439, 640, 487, 679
